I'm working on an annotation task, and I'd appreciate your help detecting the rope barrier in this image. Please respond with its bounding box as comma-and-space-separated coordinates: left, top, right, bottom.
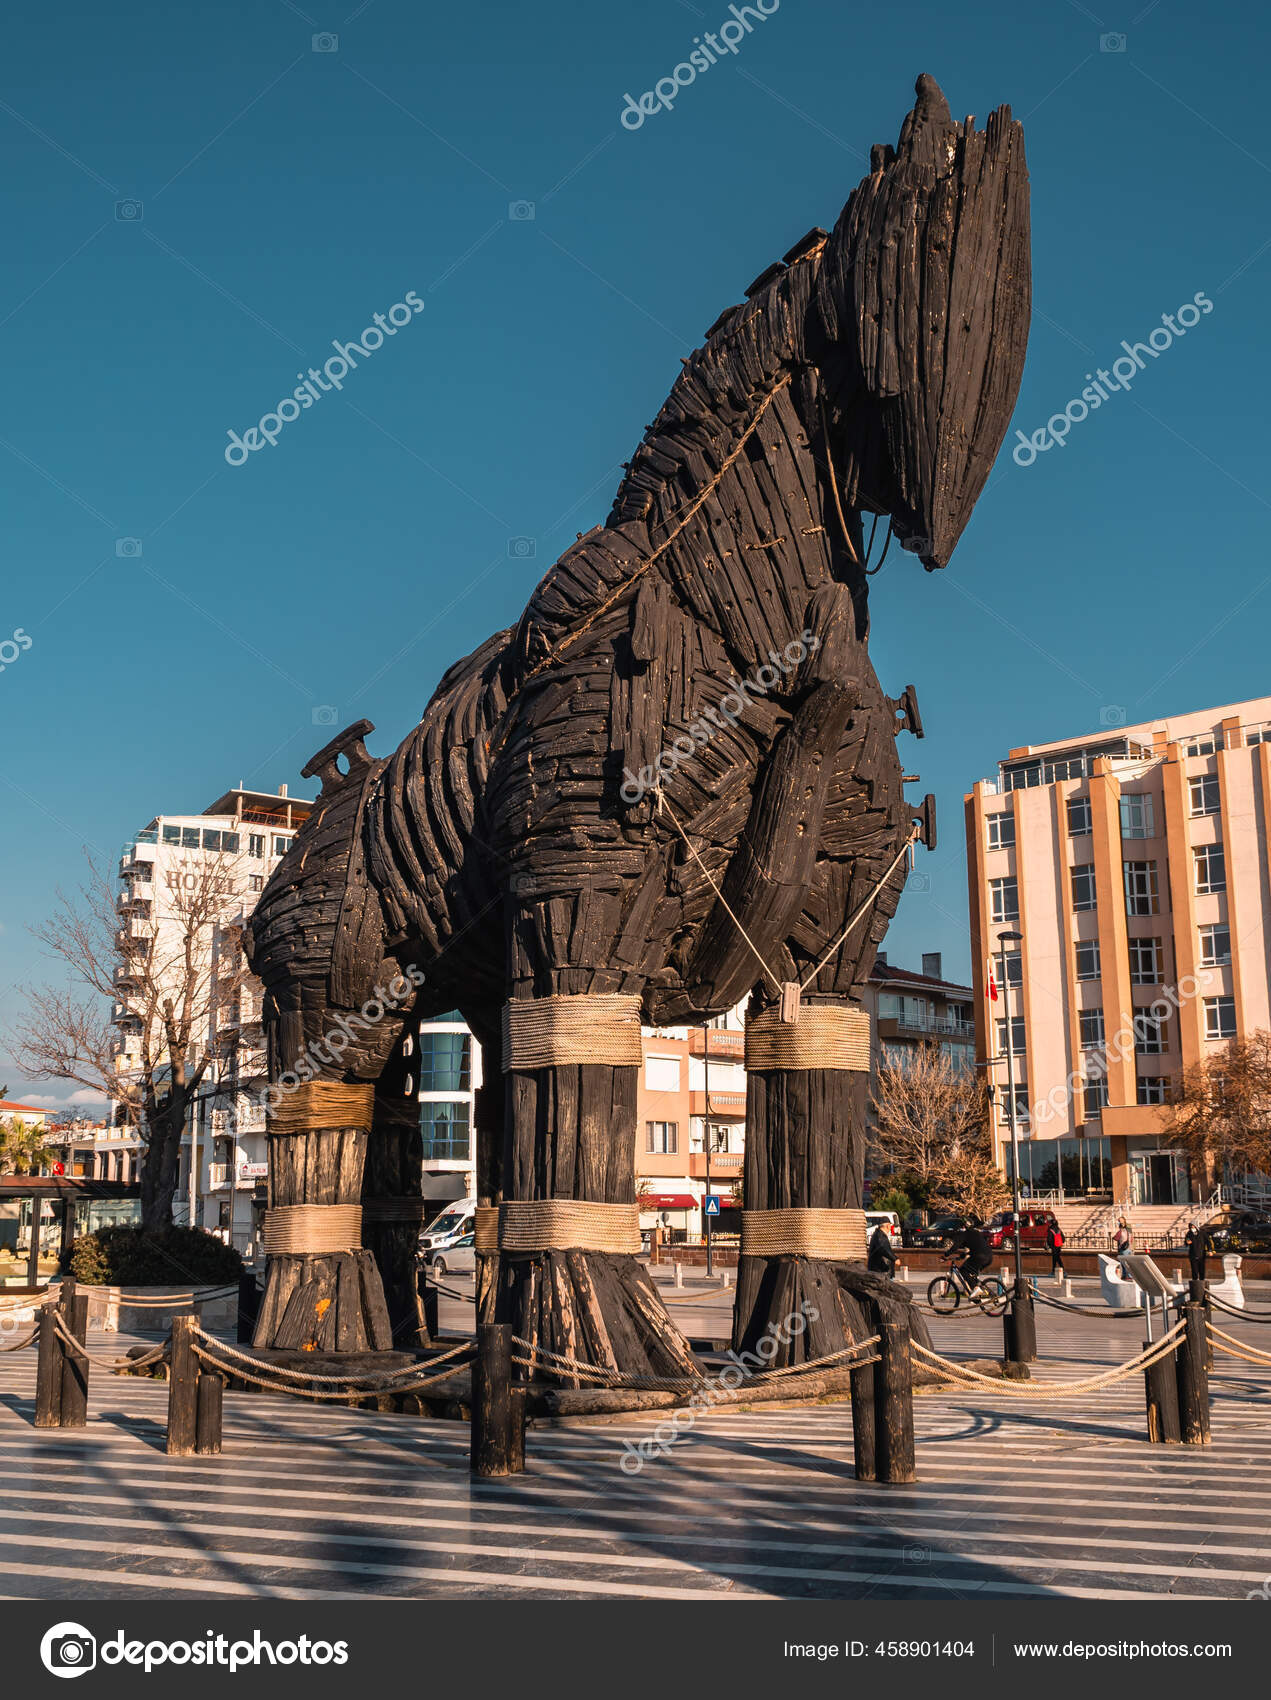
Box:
50, 1316, 166, 1372
189, 1340, 473, 1401
425, 1278, 475, 1303
1207, 1323, 1271, 1368
0, 1327, 38, 1352
1209, 1292, 1271, 1323
1033, 1289, 1146, 1319
510, 1333, 880, 1391
189, 1326, 473, 1387
912, 1324, 1188, 1398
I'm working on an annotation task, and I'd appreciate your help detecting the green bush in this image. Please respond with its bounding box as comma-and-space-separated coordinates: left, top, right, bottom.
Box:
66, 1226, 243, 1287
872, 1186, 914, 1219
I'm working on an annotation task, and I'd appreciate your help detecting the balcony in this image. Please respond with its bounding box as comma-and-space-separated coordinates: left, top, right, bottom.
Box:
689, 1029, 745, 1058
877, 1016, 975, 1043
689, 1152, 743, 1178
689, 1090, 746, 1117
208, 1163, 231, 1190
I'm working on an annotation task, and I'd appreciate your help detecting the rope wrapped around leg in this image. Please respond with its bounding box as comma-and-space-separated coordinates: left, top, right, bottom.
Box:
266, 1080, 375, 1134
502, 994, 644, 1070
263, 1204, 363, 1255
474, 1207, 500, 1254
499, 1200, 642, 1254
745, 1005, 870, 1071
740, 1207, 869, 1261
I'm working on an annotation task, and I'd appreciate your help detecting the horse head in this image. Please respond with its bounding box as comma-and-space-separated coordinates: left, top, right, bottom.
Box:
808, 73, 1031, 570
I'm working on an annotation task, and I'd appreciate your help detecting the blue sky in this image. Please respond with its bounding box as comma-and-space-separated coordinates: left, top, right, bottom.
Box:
2, 0, 1269, 1104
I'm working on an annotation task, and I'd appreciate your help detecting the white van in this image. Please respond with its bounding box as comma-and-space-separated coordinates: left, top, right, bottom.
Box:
418, 1197, 477, 1254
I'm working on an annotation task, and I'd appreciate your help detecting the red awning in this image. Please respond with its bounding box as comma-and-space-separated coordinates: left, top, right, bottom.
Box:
641, 1194, 697, 1210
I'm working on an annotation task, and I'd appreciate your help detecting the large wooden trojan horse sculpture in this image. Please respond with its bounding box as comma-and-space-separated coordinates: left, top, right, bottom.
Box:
245, 74, 1030, 1370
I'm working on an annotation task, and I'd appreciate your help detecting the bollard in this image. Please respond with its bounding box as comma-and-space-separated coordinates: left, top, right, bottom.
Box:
1003, 1282, 1037, 1365
1190, 1276, 1213, 1371
1063, 1279, 1073, 1299
195, 1371, 224, 1455
471, 1322, 519, 1477
849, 1350, 877, 1482
898, 1264, 909, 1283
167, 1314, 200, 1456
34, 1304, 64, 1429
1144, 1331, 1182, 1444
57, 1282, 89, 1429
236, 1273, 261, 1345
873, 1314, 916, 1484
673, 1262, 683, 1288
420, 1274, 440, 1342
721, 1269, 731, 1290
1175, 1299, 1211, 1447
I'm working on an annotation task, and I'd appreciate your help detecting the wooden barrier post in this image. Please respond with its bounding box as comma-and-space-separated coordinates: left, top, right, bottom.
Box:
849, 1350, 877, 1482
1144, 1329, 1182, 1444
34, 1304, 63, 1428
418, 1270, 439, 1342
1175, 1298, 1211, 1447
1003, 1280, 1037, 1365
58, 1280, 90, 1429
873, 1314, 916, 1484
167, 1314, 200, 1456
195, 1371, 224, 1456
1190, 1277, 1213, 1370
471, 1322, 518, 1477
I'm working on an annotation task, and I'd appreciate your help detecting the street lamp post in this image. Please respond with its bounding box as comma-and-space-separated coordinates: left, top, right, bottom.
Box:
998, 928, 1036, 1363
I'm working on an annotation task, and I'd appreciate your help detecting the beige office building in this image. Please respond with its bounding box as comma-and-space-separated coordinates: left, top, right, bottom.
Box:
966, 695, 1271, 1206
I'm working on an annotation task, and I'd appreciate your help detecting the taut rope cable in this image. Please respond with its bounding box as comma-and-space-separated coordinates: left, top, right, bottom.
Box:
655, 789, 783, 995
189, 1341, 472, 1401
1207, 1323, 1271, 1367
188, 1326, 473, 1385
912, 1324, 1188, 1397
800, 825, 920, 993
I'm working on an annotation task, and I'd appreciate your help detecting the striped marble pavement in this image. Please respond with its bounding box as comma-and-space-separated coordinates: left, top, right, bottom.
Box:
1, 1302, 1269, 1601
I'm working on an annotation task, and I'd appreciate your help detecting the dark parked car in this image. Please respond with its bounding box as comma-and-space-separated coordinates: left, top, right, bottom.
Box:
984, 1208, 1059, 1252
907, 1214, 970, 1250
1204, 1211, 1271, 1254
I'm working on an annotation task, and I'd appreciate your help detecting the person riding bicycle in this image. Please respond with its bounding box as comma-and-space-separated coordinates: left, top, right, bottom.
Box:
944, 1221, 994, 1296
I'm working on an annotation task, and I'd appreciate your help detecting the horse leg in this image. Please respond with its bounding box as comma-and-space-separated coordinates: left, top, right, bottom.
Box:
361, 1024, 427, 1349
495, 896, 698, 1381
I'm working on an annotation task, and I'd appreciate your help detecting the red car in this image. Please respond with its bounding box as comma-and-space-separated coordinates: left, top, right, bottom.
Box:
983, 1208, 1060, 1252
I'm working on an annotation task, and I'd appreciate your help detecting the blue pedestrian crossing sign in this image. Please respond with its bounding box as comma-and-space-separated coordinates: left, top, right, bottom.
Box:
703, 1195, 722, 1217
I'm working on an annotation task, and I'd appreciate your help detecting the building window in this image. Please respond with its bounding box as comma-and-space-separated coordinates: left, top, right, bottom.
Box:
985, 811, 1016, 850
1119, 794, 1154, 839
222, 832, 239, 853
417, 1029, 471, 1092
996, 1085, 1030, 1127
1246, 724, 1271, 747
1075, 940, 1101, 981
1128, 937, 1163, 985
1204, 996, 1236, 1040
162, 825, 180, 844
1194, 844, 1226, 894
1198, 923, 1232, 966
1137, 1076, 1166, 1105
646, 1120, 678, 1154
1124, 860, 1160, 916
1079, 1008, 1105, 1048
1066, 795, 1092, 837
248, 875, 264, 893
202, 829, 222, 852
1082, 1077, 1108, 1118
644, 1054, 680, 1093
419, 1100, 470, 1162
182, 827, 201, 848
1185, 734, 1217, 757
991, 949, 1023, 989
989, 877, 1019, 923
1189, 775, 1220, 816
1071, 865, 1097, 912
248, 834, 266, 858
995, 1017, 1026, 1056
272, 835, 294, 857
1134, 1012, 1167, 1054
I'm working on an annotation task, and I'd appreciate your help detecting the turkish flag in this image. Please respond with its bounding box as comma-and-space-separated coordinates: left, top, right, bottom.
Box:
986, 960, 999, 1003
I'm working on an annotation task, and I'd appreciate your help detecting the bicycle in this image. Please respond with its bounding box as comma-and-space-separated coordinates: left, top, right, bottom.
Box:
927, 1257, 1009, 1317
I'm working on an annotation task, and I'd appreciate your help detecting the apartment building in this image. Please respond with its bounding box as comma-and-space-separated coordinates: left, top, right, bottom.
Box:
966, 695, 1271, 1206
637, 1009, 748, 1240
114, 784, 313, 1246
866, 952, 975, 1076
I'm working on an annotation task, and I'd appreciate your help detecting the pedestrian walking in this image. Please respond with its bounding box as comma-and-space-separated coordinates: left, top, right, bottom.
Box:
1185, 1220, 1208, 1283
868, 1223, 896, 1277
1112, 1216, 1132, 1257
1046, 1218, 1065, 1279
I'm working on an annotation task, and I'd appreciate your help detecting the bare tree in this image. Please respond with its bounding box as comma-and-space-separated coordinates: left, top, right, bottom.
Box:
10, 852, 252, 1232
926, 1139, 1010, 1220
1168, 1032, 1271, 1189
870, 1044, 990, 1197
